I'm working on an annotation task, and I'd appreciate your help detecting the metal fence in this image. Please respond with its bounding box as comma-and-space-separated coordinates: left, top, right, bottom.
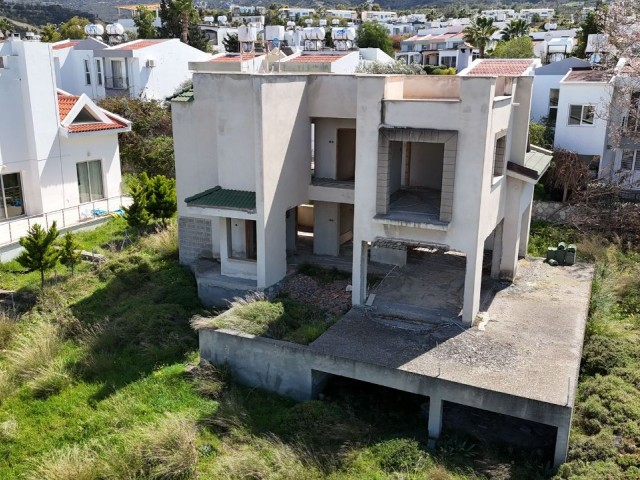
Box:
0, 196, 131, 248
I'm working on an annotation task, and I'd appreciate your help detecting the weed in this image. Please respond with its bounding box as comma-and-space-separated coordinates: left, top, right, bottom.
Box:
141, 221, 179, 258
26, 358, 72, 398
0, 419, 17, 442
4, 321, 62, 381
0, 311, 16, 349
371, 438, 426, 473
297, 263, 350, 283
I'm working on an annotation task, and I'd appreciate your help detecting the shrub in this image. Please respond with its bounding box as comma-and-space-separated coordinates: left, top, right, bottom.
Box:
581, 335, 637, 376
146, 175, 177, 227
371, 438, 425, 473
59, 232, 82, 275
26, 444, 102, 480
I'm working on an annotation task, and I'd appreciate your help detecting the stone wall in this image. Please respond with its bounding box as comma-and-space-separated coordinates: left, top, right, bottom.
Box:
532, 200, 575, 224
179, 216, 213, 265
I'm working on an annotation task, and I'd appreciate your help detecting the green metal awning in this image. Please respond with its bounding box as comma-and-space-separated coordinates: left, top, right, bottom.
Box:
185, 186, 256, 212
169, 88, 194, 102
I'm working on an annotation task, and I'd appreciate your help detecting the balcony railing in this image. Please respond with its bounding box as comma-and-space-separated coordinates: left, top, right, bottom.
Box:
0, 196, 131, 248
105, 76, 129, 90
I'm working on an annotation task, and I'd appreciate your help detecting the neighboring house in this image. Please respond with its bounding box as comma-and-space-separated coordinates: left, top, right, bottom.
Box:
171, 57, 549, 328
552, 68, 613, 163
94, 39, 212, 100
52, 38, 109, 100
199, 25, 238, 53
0, 39, 131, 247
361, 11, 398, 23
279, 7, 316, 19
115, 4, 163, 34
531, 57, 591, 122
396, 29, 473, 71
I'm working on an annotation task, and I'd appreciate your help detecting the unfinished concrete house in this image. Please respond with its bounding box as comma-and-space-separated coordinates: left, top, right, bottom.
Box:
173, 60, 546, 324
172, 61, 594, 469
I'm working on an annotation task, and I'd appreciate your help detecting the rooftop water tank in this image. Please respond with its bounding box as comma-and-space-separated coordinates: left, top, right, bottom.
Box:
106, 23, 125, 35
302, 27, 325, 40
218, 15, 228, 25
84, 24, 105, 36
332, 27, 355, 40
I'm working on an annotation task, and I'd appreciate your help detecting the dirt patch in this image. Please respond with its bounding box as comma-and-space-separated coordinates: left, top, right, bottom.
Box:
280, 274, 351, 317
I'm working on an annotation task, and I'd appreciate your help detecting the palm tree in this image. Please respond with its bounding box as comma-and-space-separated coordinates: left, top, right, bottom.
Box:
501, 19, 529, 41
172, 0, 197, 44
463, 17, 499, 59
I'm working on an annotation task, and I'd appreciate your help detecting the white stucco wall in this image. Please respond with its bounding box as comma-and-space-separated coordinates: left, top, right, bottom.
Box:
554, 82, 611, 156
531, 74, 562, 122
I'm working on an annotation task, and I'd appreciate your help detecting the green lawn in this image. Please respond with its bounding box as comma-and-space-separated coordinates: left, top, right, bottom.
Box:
0, 218, 636, 479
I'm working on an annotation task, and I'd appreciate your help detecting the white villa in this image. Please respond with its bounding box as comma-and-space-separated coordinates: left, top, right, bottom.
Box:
172, 57, 550, 325
0, 39, 131, 248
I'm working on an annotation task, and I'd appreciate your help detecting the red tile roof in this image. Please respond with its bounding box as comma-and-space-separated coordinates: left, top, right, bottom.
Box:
109, 39, 169, 51
209, 53, 258, 62
57, 92, 129, 133
466, 59, 534, 76
52, 41, 80, 50
289, 54, 345, 63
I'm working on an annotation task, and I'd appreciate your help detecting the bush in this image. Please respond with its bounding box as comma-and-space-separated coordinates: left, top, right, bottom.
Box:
59, 232, 82, 275
371, 438, 425, 473
581, 335, 637, 376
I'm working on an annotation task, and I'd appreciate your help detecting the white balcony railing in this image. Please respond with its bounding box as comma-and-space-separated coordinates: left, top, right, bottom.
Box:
0, 195, 131, 248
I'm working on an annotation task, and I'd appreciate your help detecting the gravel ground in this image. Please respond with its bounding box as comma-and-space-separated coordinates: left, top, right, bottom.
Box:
280, 274, 351, 316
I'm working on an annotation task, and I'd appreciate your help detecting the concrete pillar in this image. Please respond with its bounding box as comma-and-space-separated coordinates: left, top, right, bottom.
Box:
427, 396, 443, 448
351, 241, 368, 305
499, 182, 523, 281
258, 210, 286, 288
553, 420, 571, 470
462, 244, 484, 324
519, 203, 532, 258
370, 245, 407, 267
313, 201, 340, 256
491, 221, 503, 280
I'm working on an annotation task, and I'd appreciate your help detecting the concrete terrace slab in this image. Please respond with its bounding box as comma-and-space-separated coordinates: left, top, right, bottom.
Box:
309, 258, 593, 407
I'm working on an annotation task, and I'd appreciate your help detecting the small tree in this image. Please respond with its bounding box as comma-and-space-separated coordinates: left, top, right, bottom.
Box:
146, 175, 177, 227
222, 33, 239, 52
547, 150, 591, 202
491, 36, 535, 59
58, 16, 90, 40
59, 232, 82, 275
356, 22, 394, 56
124, 174, 151, 230
17, 222, 60, 288
134, 6, 157, 39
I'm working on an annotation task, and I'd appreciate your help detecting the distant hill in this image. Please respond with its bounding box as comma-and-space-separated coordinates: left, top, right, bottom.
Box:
0, 0, 95, 26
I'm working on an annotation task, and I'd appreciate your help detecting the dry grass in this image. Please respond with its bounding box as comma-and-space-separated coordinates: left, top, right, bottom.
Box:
26, 444, 101, 480
4, 321, 62, 381
129, 415, 198, 480
26, 358, 72, 397
205, 434, 323, 480
0, 311, 17, 350
141, 221, 178, 258
0, 419, 17, 442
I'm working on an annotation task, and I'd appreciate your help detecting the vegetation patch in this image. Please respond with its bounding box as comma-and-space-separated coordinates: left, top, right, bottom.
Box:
192, 293, 336, 345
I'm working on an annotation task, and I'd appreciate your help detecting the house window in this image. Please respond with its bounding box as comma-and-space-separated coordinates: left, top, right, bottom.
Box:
84, 59, 91, 85
621, 150, 640, 172
0, 173, 25, 220
441, 56, 456, 68
95, 59, 103, 86
493, 135, 507, 178
548, 88, 559, 122
76, 160, 104, 203
568, 104, 595, 126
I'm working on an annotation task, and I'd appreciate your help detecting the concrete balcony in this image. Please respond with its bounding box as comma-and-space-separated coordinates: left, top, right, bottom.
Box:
308, 177, 355, 204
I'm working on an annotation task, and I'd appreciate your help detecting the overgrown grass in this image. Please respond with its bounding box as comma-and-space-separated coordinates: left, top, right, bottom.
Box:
192, 293, 337, 345
297, 262, 351, 283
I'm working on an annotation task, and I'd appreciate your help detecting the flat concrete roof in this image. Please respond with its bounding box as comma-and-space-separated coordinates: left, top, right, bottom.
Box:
310, 258, 592, 407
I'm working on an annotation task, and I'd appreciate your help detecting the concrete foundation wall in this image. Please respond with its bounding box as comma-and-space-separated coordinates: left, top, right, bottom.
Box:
179, 216, 213, 264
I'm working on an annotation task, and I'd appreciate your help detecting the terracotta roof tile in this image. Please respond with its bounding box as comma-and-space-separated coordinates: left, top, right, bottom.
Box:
109, 39, 169, 51
289, 54, 345, 63
52, 41, 80, 50
57, 91, 129, 133
466, 59, 534, 76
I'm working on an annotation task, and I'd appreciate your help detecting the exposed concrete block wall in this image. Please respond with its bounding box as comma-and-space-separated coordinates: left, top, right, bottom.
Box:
179, 216, 213, 265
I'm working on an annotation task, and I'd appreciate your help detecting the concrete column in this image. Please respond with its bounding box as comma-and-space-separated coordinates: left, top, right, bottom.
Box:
427, 396, 443, 448
519, 203, 532, 258
351, 241, 368, 305
553, 419, 571, 470
499, 182, 523, 281
462, 244, 484, 324
491, 221, 503, 279
286, 208, 297, 252
313, 201, 340, 256
258, 210, 287, 288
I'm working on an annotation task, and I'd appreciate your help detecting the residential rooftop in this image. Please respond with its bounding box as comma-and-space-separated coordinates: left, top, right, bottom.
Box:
107, 39, 170, 51
465, 59, 536, 76
563, 67, 613, 83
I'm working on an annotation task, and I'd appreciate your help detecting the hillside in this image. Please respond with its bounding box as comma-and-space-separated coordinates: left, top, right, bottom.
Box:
0, 0, 94, 27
